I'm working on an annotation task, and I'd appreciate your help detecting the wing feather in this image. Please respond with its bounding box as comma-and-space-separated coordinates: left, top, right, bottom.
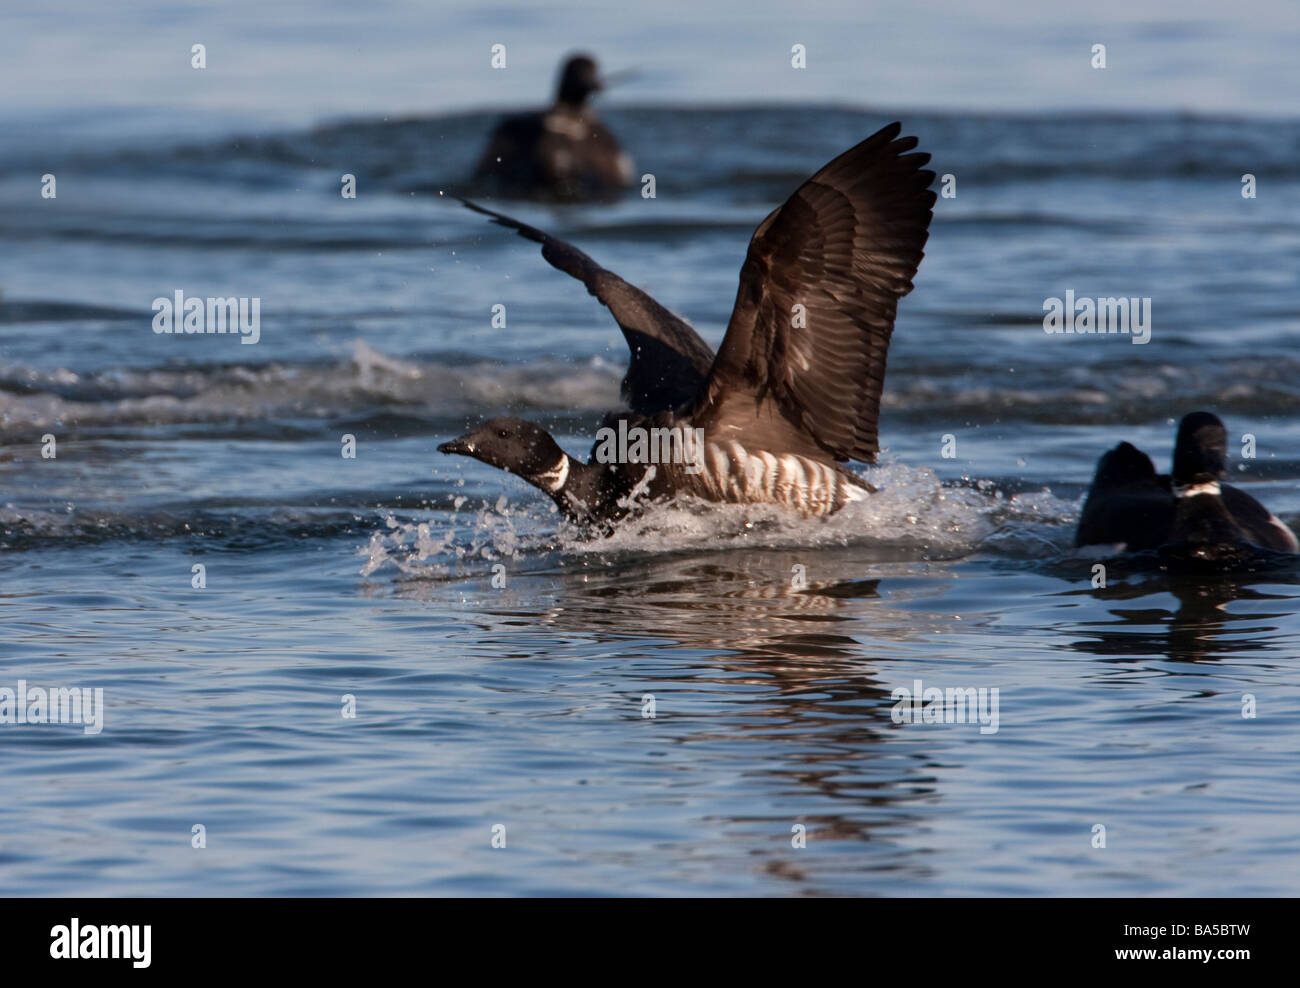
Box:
689, 122, 936, 462
455, 197, 715, 414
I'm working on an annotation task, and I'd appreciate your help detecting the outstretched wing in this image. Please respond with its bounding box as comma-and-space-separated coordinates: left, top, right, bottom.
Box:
454, 197, 715, 415
688, 122, 936, 463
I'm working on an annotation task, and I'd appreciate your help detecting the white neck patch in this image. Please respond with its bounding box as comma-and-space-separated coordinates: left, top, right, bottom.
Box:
1178, 480, 1222, 498
533, 455, 570, 493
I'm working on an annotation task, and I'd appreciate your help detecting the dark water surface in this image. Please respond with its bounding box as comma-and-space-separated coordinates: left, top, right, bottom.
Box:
2, 102, 1299, 895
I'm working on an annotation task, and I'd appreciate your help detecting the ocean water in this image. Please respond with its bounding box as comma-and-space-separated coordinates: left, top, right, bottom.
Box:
3, 3, 1300, 896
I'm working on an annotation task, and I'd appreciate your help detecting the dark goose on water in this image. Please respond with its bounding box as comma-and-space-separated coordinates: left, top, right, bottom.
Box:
1076, 411, 1298, 556
440, 122, 937, 526
473, 53, 634, 202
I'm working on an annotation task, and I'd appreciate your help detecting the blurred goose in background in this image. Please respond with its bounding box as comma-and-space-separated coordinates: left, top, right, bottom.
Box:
473, 53, 634, 202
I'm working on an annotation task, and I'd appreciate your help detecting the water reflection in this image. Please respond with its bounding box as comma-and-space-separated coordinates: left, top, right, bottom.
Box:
1054, 561, 1300, 662
396, 544, 967, 886
385, 535, 1300, 892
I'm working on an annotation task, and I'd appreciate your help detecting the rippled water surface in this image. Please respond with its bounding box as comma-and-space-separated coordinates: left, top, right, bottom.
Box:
3, 4, 1300, 897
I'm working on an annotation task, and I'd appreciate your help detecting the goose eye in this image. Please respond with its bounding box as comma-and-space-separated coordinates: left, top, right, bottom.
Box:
497, 430, 509, 439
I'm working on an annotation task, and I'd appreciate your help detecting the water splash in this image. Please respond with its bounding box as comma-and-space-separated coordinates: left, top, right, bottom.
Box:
359, 494, 543, 578
360, 462, 1081, 577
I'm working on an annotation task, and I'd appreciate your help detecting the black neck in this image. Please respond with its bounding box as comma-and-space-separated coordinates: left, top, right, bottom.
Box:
524, 455, 608, 524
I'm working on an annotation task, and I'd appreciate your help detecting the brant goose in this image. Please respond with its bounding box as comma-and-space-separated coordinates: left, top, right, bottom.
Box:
473, 53, 634, 202
1076, 411, 1298, 555
440, 122, 936, 526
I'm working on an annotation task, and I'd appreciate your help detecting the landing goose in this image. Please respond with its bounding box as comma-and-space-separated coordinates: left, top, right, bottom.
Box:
441, 122, 936, 525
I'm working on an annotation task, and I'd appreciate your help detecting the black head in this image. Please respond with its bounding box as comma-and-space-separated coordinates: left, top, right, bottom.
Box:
555, 54, 601, 106
438, 417, 566, 479
1172, 411, 1228, 485
1092, 441, 1158, 490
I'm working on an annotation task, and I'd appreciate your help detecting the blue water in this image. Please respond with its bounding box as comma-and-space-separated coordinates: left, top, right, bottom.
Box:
3, 2, 1300, 896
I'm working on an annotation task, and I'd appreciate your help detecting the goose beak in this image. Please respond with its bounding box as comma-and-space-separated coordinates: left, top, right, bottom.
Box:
438, 437, 475, 456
